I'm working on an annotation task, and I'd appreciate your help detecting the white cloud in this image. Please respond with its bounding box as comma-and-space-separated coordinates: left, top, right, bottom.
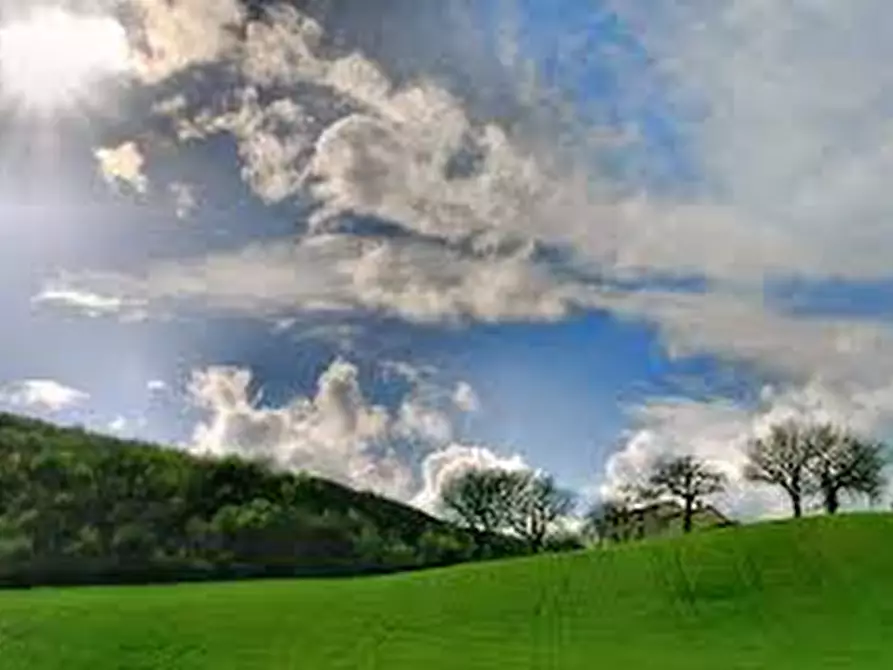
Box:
189, 359, 412, 498
0, 379, 89, 412
128, 0, 244, 84
32, 286, 148, 321
147, 379, 167, 393
453, 382, 480, 413
188, 357, 522, 506
394, 400, 454, 445
94, 142, 148, 194
145, 4, 808, 284
108, 416, 128, 433
596, 289, 893, 388
411, 444, 530, 514
615, 0, 893, 280
35, 234, 594, 324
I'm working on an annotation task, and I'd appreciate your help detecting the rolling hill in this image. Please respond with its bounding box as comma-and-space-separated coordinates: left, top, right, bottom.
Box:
2, 514, 892, 668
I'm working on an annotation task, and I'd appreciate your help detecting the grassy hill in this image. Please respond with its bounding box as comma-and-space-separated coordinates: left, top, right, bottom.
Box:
2, 514, 892, 668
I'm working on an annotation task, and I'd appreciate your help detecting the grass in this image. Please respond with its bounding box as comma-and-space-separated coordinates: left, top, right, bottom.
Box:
3, 514, 893, 669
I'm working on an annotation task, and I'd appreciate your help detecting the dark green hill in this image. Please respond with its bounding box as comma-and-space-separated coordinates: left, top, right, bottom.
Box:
0, 412, 525, 586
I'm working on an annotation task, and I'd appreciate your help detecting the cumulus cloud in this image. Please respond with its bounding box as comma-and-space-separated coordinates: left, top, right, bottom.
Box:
411, 444, 530, 514
189, 358, 412, 498
0, 379, 89, 412
141, 3, 806, 284
453, 382, 480, 414
71, 2, 893, 335
187, 357, 522, 506
127, 0, 244, 83
94, 142, 148, 194
116, 1, 893, 286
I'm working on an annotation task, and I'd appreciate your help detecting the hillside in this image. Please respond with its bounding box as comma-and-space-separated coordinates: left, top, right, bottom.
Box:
0, 413, 525, 586
1, 514, 892, 668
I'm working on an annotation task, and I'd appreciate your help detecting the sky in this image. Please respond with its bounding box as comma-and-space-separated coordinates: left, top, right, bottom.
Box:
1, 0, 892, 519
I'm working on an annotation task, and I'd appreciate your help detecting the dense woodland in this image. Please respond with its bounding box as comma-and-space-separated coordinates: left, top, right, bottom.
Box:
0, 413, 532, 587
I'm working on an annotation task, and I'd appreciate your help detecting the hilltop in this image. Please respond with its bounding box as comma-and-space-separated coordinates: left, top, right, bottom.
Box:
1, 514, 892, 668
0, 412, 526, 586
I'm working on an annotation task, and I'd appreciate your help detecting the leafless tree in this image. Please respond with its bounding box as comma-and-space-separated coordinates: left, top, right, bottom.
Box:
803, 424, 886, 514
504, 472, 576, 552
744, 421, 813, 518
645, 455, 726, 533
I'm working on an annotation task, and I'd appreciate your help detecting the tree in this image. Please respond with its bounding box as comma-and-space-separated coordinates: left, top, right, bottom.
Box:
439, 469, 512, 540
645, 455, 726, 533
584, 487, 639, 545
439, 469, 576, 554
504, 472, 576, 553
746, 421, 888, 517
803, 424, 887, 515
744, 421, 813, 518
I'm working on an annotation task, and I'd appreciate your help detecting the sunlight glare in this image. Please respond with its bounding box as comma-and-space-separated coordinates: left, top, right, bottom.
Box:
0, 8, 132, 112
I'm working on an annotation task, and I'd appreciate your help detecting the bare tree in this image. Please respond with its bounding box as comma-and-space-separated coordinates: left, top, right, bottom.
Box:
439, 469, 512, 539
645, 455, 726, 533
440, 469, 575, 553
504, 472, 576, 553
584, 486, 641, 545
746, 421, 888, 517
585, 498, 632, 545
744, 421, 813, 518
803, 424, 887, 514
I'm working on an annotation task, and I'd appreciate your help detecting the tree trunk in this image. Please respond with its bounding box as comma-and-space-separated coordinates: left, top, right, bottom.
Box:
683, 497, 694, 534
824, 487, 840, 515
791, 493, 802, 518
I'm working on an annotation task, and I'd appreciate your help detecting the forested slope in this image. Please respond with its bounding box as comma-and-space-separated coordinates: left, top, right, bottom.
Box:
0, 413, 525, 586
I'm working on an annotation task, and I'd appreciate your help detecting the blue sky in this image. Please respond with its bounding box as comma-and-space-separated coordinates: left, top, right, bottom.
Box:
1, 0, 892, 516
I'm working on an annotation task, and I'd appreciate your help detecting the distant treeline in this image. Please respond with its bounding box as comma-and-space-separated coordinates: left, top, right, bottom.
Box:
0, 413, 530, 588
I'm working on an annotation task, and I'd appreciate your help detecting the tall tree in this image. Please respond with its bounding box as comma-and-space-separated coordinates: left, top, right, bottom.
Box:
504, 472, 576, 553
744, 421, 813, 518
645, 455, 726, 533
803, 424, 887, 515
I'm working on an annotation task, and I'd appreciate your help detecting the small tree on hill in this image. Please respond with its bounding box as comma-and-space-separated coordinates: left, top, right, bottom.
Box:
644, 455, 726, 533
803, 424, 887, 515
744, 421, 813, 518
504, 471, 576, 553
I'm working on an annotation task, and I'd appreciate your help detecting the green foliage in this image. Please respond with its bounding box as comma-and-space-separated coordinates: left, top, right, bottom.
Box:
3, 515, 893, 668
0, 412, 528, 586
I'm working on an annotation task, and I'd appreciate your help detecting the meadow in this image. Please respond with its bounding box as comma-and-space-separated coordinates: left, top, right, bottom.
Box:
2, 513, 893, 669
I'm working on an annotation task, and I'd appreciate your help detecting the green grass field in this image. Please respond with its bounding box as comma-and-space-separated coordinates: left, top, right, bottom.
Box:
3, 514, 893, 669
